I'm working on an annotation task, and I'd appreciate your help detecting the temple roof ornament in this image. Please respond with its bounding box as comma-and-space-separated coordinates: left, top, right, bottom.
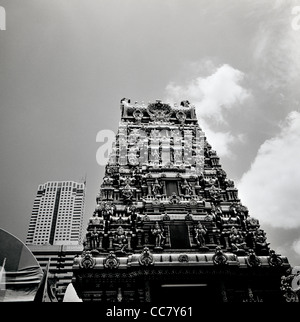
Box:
138, 247, 154, 266
103, 251, 120, 269
79, 251, 96, 269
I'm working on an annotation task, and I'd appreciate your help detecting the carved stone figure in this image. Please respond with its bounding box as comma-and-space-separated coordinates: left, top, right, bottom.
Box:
113, 226, 128, 252
102, 202, 115, 233
151, 222, 165, 249
176, 110, 186, 124
208, 185, 222, 202
173, 149, 182, 164
89, 212, 101, 225
194, 222, 207, 247
127, 205, 139, 233
151, 149, 160, 163
152, 179, 162, 195
229, 227, 246, 251
268, 249, 283, 267
90, 227, 99, 249
122, 183, 134, 200
169, 192, 180, 204
246, 249, 262, 268
181, 179, 193, 195
253, 228, 269, 254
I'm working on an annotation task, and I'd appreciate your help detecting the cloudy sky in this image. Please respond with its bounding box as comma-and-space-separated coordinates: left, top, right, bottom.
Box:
0, 0, 300, 266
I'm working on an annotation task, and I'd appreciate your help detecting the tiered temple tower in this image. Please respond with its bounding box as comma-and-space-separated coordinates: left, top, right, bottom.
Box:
72, 99, 290, 303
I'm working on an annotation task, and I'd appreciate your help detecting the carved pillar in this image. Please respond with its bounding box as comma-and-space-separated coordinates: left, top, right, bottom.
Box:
208, 233, 214, 244
99, 235, 103, 249
224, 236, 230, 249
127, 235, 132, 250
144, 231, 149, 245
147, 183, 152, 196
109, 236, 113, 249
137, 231, 143, 248
162, 181, 167, 195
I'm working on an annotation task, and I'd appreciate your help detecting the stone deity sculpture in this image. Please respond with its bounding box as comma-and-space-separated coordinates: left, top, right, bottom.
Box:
152, 179, 162, 195
113, 226, 128, 252
229, 227, 246, 251
151, 222, 165, 248
194, 222, 207, 247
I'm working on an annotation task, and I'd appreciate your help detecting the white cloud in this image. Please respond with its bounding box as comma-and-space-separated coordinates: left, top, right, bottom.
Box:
252, 1, 300, 90
166, 64, 249, 123
165, 62, 249, 157
292, 238, 300, 256
238, 111, 300, 229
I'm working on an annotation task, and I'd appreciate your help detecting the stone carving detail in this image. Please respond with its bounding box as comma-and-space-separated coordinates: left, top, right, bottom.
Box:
103, 251, 120, 269
194, 222, 207, 248
268, 249, 283, 267
89, 227, 100, 249
113, 226, 128, 253
181, 179, 193, 195
122, 184, 134, 200
253, 228, 269, 254
245, 249, 262, 268
80, 251, 96, 269
152, 198, 161, 206
152, 179, 162, 195
176, 110, 186, 124
245, 217, 259, 229
189, 198, 198, 206
173, 149, 182, 164
163, 213, 170, 221
127, 205, 139, 233
180, 100, 190, 107
133, 109, 143, 123
208, 185, 222, 202
142, 215, 150, 222
128, 148, 139, 166
147, 100, 172, 123
229, 227, 246, 252
169, 192, 181, 204
178, 254, 189, 262
138, 247, 154, 266
185, 213, 193, 221
212, 246, 228, 266
151, 222, 165, 249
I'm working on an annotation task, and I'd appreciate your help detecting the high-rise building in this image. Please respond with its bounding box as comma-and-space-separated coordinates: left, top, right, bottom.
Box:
72, 99, 295, 303
26, 181, 86, 246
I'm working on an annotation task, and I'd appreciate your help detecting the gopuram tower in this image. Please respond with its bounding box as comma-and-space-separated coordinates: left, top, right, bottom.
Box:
72, 99, 291, 303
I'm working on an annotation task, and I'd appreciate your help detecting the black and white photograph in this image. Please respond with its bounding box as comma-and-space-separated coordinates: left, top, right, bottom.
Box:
0, 0, 300, 310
